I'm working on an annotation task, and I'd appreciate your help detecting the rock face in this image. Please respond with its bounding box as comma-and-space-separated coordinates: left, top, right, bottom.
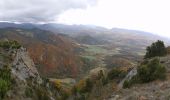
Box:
118, 67, 137, 88
12, 47, 42, 83
0, 46, 55, 100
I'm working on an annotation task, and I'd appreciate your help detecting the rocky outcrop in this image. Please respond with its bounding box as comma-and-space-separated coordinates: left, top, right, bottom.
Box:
1, 47, 55, 100
118, 67, 137, 88
12, 47, 42, 83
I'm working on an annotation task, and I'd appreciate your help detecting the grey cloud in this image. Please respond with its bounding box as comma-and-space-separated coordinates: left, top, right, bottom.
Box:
0, 0, 98, 22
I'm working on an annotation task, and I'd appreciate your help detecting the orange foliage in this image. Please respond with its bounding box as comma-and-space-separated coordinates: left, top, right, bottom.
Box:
0, 30, 83, 78
75, 79, 86, 92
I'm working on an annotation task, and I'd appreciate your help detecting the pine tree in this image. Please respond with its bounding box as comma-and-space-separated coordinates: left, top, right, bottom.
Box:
144, 40, 167, 59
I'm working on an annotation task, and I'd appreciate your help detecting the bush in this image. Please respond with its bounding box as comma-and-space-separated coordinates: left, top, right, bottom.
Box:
144, 40, 167, 59
123, 80, 131, 88
0, 65, 12, 99
123, 58, 166, 88
137, 65, 150, 82
137, 58, 166, 83
107, 68, 127, 80
53, 80, 62, 91
0, 40, 21, 49
84, 78, 93, 93
35, 85, 50, 100
76, 78, 93, 94
0, 79, 10, 99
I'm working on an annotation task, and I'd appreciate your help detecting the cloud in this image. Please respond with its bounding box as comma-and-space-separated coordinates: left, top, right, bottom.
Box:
0, 0, 98, 22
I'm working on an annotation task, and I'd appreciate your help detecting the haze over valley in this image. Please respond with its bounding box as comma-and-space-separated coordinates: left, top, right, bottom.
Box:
0, 0, 170, 100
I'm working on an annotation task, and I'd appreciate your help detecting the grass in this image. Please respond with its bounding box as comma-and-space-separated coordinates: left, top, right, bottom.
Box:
85, 45, 107, 54
81, 55, 96, 61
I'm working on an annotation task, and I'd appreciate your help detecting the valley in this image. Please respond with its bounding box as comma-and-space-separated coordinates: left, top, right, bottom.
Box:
1, 0, 170, 99
0, 23, 170, 100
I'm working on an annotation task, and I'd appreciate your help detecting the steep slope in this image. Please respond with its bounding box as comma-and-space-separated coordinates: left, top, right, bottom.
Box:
0, 28, 83, 78
0, 41, 56, 100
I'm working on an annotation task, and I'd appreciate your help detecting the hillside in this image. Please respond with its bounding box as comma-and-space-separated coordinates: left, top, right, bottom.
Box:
0, 41, 57, 100
107, 55, 170, 100
0, 23, 170, 100
0, 28, 83, 78
0, 22, 170, 78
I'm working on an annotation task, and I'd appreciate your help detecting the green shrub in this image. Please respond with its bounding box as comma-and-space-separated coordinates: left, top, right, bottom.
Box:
125, 58, 166, 88
107, 69, 127, 80
0, 79, 10, 99
137, 58, 166, 83
123, 58, 166, 88
137, 65, 150, 82
0, 40, 21, 49
144, 40, 167, 59
0, 65, 12, 99
123, 75, 140, 89
123, 80, 131, 88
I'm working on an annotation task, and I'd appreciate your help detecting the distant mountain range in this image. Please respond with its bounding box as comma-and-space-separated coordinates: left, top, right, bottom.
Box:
0, 22, 169, 45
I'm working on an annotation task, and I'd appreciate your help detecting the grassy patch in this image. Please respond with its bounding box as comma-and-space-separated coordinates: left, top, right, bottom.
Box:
85, 45, 107, 54
81, 55, 96, 61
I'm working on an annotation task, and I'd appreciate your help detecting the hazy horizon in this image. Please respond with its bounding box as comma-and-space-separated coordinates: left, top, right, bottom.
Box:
0, 0, 170, 38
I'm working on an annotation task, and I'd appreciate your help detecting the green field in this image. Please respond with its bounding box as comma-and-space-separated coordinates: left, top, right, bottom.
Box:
81, 55, 96, 61
85, 45, 107, 54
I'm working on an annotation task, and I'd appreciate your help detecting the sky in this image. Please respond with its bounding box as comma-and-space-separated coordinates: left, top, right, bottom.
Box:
0, 0, 170, 38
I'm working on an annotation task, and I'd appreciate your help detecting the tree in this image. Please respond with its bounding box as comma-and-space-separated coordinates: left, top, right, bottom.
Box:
144, 40, 167, 59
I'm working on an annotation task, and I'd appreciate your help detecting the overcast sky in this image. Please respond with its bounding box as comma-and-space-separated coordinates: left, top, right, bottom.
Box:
0, 0, 170, 38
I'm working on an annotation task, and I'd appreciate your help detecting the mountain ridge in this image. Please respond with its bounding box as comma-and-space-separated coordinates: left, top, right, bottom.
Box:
0, 22, 169, 40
